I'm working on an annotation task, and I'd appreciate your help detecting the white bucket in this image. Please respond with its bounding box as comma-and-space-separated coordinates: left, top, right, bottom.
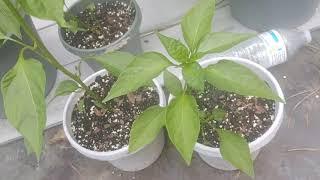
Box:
63, 70, 166, 171
169, 56, 284, 170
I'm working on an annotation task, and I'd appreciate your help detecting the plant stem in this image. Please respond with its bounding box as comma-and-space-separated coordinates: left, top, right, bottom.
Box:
7, 37, 35, 50
3, 0, 103, 103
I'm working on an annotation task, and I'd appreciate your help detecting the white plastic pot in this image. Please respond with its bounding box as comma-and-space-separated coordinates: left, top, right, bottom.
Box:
168, 56, 284, 171
63, 70, 166, 171
195, 57, 284, 170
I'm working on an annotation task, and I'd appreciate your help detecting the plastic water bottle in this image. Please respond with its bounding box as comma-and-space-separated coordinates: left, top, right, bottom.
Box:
203, 29, 312, 68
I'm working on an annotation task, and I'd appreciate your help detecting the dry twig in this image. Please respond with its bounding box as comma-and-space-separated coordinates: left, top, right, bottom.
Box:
288, 88, 320, 128
69, 162, 81, 176
287, 89, 313, 100
287, 148, 320, 152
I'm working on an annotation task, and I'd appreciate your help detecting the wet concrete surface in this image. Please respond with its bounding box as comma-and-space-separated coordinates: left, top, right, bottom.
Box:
2, 40, 320, 180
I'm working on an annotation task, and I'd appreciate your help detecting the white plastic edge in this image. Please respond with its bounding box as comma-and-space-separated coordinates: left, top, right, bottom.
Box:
304, 30, 312, 43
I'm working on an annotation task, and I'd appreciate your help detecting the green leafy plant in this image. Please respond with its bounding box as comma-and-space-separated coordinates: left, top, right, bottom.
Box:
1, 0, 282, 177
0, 0, 172, 162
95, 0, 284, 177
0, 0, 114, 159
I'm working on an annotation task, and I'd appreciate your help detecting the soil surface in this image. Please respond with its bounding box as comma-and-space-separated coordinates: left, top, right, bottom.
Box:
62, 1, 136, 49
195, 82, 276, 148
71, 75, 159, 152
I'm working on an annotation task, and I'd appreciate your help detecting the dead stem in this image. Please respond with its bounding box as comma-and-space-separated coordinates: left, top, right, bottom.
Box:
288, 88, 320, 128
309, 62, 320, 76
306, 111, 309, 128
292, 88, 320, 112
306, 44, 320, 53
59, 146, 73, 149
69, 162, 82, 176
287, 148, 320, 152
287, 89, 313, 100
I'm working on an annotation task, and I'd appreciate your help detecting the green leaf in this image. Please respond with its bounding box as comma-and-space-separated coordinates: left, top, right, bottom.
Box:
199, 111, 208, 123
205, 60, 283, 102
198, 32, 255, 54
54, 80, 80, 97
182, 62, 205, 91
87, 51, 135, 77
181, 0, 215, 52
24, 139, 33, 155
211, 108, 226, 121
64, 19, 85, 33
77, 98, 85, 112
63, 12, 86, 32
0, 0, 21, 38
217, 129, 254, 178
93, 100, 105, 109
163, 70, 183, 96
87, 2, 96, 11
19, 0, 69, 28
0, 31, 6, 40
1, 55, 46, 160
104, 52, 172, 101
190, 52, 206, 62
129, 106, 166, 152
157, 33, 189, 63
166, 94, 200, 165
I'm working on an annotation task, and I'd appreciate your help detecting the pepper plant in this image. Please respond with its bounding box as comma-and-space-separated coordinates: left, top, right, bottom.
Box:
0, 0, 177, 161
1, 0, 283, 177
0, 0, 109, 159
96, 0, 284, 177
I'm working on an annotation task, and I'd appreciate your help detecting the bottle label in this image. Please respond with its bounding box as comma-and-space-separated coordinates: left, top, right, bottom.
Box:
258, 30, 287, 66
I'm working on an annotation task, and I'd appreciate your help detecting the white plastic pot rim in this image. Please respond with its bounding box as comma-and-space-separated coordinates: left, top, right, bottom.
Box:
58, 0, 141, 54
63, 69, 166, 160
169, 56, 285, 158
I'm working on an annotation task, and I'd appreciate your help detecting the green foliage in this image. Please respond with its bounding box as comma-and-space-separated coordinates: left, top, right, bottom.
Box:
126, 0, 277, 175
18, 0, 75, 29
0, 0, 100, 162
198, 32, 254, 54
205, 60, 283, 102
166, 94, 200, 165
181, 0, 215, 53
93, 100, 106, 109
211, 108, 226, 121
199, 111, 208, 123
129, 106, 166, 152
217, 129, 254, 178
1, 54, 46, 160
163, 70, 183, 96
104, 52, 172, 102
87, 3, 96, 11
55, 80, 80, 97
0, 0, 21, 38
0, 0, 279, 176
87, 51, 135, 77
157, 32, 189, 63
0, 31, 6, 40
76, 98, 85, 112
182, 62, 205, 91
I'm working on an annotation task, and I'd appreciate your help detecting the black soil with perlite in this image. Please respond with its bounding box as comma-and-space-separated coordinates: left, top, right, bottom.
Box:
62, 1, 136, 49
71, 75, 159, 152
195, 82, 276, 148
